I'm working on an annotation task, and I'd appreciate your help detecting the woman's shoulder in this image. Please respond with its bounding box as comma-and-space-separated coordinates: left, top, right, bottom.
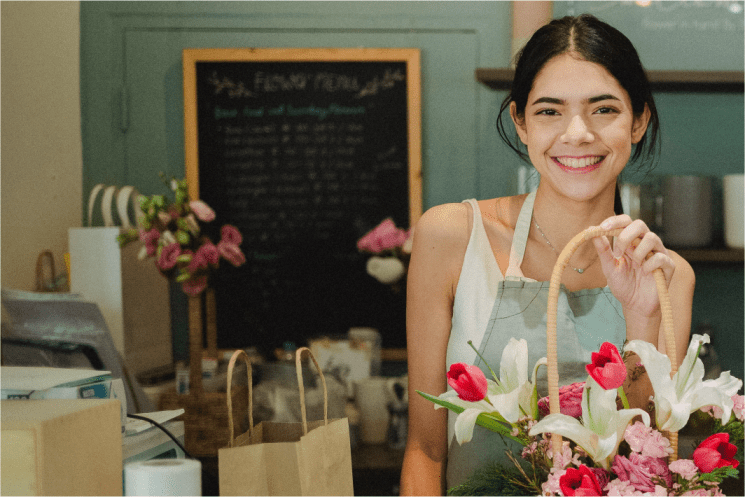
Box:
414, 201, 472, 250
667, 249, 696, 289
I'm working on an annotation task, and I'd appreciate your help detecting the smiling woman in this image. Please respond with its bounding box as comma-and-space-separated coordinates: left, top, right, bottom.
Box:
401, 13, 695, 496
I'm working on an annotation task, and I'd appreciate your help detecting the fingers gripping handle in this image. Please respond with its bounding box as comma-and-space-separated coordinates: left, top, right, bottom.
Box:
546, 227, 677, 460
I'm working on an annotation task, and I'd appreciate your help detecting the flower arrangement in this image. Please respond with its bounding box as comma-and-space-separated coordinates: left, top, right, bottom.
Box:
357, 218, 413, 287
117, 174, 246, 296
418, 334, 743, 496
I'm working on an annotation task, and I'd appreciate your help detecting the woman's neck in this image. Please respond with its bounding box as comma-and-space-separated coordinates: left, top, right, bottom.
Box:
531, 183, 617, 250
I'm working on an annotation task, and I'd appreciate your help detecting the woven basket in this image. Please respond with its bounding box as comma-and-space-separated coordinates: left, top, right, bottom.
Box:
545, 227, 678, 462
157, 287, 248, 457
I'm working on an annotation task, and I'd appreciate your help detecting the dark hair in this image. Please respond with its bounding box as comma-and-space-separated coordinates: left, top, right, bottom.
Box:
497, 14, 661, 176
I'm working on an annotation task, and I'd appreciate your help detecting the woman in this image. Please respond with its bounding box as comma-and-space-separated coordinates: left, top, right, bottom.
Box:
400, 14, 694, 495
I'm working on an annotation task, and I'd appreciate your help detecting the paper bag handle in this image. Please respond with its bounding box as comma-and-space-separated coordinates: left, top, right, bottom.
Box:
545, 226, 677, 460
295, 347, 328, 435
226, 349, 254, 448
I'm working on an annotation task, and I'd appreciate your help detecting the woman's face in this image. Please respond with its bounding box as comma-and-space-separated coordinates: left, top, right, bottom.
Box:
511, 52, 650, 203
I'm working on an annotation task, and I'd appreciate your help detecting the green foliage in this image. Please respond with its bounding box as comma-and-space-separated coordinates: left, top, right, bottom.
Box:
700, 465, 740, 483
447, 463, 536, 496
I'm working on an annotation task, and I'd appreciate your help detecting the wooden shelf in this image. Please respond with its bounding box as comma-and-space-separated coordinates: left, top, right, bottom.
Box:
475, 68, 744, 92
675, 248, 744, 263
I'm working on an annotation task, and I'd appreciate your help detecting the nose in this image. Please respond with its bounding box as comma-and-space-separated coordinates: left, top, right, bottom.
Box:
560, 114, 594, 144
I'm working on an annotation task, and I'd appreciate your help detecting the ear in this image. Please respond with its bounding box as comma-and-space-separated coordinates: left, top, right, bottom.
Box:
631, 103, 651, 144
510, 101, 529, 145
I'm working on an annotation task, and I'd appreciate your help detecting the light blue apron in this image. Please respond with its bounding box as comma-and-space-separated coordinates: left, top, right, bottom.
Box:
446, 191, 627, 490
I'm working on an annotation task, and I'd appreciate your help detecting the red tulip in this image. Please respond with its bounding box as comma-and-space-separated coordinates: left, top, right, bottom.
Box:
447, 363, 488, 402
586, 342, 626, 390
559, 465, 604, 496
693, 433, 740, 473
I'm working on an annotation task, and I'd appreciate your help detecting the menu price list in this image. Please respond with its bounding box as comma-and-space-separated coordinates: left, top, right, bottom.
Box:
195, 61, 411, 351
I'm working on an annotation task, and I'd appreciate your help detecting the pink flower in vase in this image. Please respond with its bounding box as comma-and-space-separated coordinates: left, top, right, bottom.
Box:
218, 241, 246, 267
189, 242, 220, 273
357, 218, 409, 253
140, 228, 161, 256
220, 224, 243, 245
182, 275, 208, 296
157, 242, 181, 271
189, 200, 216, 222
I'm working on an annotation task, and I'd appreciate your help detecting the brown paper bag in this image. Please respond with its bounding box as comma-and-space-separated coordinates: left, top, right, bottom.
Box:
218, 347, 355, 496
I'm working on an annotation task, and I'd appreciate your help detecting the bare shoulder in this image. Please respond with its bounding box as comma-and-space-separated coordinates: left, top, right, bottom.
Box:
413, 202, 471, 251
667, 249, 696, 290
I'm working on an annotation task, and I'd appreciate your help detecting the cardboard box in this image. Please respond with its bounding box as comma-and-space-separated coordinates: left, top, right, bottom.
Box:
1, 399, 122, 496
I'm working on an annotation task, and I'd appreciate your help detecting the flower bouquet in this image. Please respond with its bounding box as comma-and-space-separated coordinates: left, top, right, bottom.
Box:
357, 218, 413, 289
418, 336, 743, 496
117, 174, 246, 296
418, 226, 743, 496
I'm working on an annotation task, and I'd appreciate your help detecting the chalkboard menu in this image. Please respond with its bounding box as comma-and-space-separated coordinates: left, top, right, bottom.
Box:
183, 48, 421, 353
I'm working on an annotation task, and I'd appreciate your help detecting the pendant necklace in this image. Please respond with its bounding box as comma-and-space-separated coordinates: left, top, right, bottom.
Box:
533, 218, 597, 274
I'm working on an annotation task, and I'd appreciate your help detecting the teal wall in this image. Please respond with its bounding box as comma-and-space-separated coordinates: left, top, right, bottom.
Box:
80, 1, 743, 378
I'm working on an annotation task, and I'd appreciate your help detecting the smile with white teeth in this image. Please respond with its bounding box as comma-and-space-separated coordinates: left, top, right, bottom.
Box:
554, 156, 604, 168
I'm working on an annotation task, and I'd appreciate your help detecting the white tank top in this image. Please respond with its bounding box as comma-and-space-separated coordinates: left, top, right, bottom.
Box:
445, 197, 503, 369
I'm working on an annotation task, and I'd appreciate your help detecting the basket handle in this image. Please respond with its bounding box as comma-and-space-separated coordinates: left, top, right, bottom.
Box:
295, 347, 329, 435
226, 349, 254, 448
545, 226, 677, 460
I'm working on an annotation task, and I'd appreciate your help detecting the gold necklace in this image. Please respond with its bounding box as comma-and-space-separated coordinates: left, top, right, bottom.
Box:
533, 218, 597, 274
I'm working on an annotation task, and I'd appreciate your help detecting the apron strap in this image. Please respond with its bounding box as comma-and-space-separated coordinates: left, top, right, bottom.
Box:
505, 190, 536, 279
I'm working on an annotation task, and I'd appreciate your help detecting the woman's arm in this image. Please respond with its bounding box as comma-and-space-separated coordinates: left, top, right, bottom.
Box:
400, 203, 470, 496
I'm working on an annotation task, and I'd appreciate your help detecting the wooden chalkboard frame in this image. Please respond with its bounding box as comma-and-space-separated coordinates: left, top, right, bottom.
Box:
182, 47, 422, 227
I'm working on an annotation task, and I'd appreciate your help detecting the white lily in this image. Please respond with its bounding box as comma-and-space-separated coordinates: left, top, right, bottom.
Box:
528, 377, 650, 469
433, 338, 546, 444
625, 333, 742, 432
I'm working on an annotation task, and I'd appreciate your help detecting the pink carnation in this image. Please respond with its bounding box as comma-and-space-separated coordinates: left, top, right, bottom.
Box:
139, 228, 161, 256
189, 200, 215, 222
357, 218, 409, 253
541, 468, 566, 496
538, 382, 584, 418
605, 479, 643, 496
669, 459, 699, 480
189, 242, 220, 273
611, 453, 672, 492
732, 394, 744, 422
624, 421, 673, 458
682, 489, 725, 496
157, 242, 181, 271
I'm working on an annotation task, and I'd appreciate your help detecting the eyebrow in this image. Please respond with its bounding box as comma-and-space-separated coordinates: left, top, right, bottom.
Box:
531, 94, 621, 106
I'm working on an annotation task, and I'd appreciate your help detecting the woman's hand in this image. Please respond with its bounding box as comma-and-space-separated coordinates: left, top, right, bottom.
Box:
591, 214, 675, 320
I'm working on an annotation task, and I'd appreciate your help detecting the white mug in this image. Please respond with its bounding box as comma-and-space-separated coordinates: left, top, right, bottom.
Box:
354, 377, 390, 444
723, 174, 744, 249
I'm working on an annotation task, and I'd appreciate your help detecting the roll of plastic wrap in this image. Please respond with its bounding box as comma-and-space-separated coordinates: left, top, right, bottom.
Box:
124, 459, 201, 496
